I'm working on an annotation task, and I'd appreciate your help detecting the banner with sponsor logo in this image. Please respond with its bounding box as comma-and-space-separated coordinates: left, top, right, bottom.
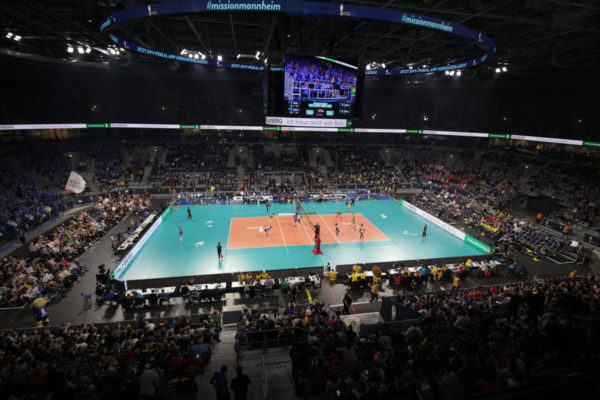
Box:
113, 209, 166, 279
265, 116, 349, 128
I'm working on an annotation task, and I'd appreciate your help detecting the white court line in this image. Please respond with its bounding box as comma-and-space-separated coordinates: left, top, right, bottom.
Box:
275, 215, 289, 254
300, 217, 314, 242
318, 214, 343, 244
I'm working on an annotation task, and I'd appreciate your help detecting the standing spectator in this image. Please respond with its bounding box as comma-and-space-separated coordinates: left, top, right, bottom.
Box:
230, 366, 251, 400
369, 282, 379, 302
210, 365, 229, 400
343, 291, 352, 315
139, 364, 160, 399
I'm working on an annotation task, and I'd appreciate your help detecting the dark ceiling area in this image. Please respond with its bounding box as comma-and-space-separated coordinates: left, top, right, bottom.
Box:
1, 0, 600, 78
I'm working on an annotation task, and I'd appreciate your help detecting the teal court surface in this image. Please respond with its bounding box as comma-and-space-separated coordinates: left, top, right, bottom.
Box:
115, 200, 488, 281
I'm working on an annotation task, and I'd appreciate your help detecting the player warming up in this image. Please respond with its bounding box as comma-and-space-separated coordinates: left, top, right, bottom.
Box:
179, 225, 185, 243
359, 224, 365, 239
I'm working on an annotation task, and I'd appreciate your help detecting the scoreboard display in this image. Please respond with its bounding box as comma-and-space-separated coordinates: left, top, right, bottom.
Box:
283, 55, 358, 119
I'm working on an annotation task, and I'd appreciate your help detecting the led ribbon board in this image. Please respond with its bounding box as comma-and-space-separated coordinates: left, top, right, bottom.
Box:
100, 0, 495, 75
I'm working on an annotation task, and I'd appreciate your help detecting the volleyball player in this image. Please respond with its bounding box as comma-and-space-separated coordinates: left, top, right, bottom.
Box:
179, 225, 185, 243
352, 214, 357, 231
359, 224, 365, 239
265, 225, 272, 239
422, 224, 427, 238
335, 223, 340, 236
187, 207, 192, 220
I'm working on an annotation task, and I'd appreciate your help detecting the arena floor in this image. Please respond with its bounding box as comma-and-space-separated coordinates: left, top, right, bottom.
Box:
0, 208, 587, 330
116, 200, 488, 281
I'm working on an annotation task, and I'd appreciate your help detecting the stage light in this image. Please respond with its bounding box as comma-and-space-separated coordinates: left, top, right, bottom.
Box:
444, 70, 449, 75
381, 63, 386, 69
201, 54, 206, 60
495, 67, 501, 73
77, 46, 84, 54
85, 47, 91, 54
181, 49, 187, 55
217, 55, 222, 61
422, 64, 427, 68
188, 53, 193, 58
194, 54, 199, 59
236, 54, 241, 59
255, 51, 260, 59
456, 70, 462, 76
366, 64, 371, 70
14, 35, 21, 41
6, 32, 13, 39
449, 70, 455, 76
502, 66, 507, 72
67, 46, 74, 53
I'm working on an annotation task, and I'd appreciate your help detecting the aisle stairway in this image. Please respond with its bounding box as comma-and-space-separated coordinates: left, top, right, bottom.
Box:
195, 325, 295, 400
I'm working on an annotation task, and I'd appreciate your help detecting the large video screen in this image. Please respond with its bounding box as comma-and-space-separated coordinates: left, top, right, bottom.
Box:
284, 55, 357, 118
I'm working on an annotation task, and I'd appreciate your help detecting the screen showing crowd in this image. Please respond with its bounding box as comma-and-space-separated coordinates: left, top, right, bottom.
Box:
284, 55, 357, 118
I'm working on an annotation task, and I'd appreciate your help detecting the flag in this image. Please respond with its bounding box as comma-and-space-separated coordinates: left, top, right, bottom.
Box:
64, 171, 86, 194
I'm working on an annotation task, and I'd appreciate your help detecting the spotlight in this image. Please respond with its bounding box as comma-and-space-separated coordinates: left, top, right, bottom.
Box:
85, 47, 91, 54
188, 54, 193, 58
449, 70, 455, 76
255, 51, 260, 59
495, 68, 501, 73
381, 63, 386, 69
6, 32, 13, 38
217, 55, 222, 61
422, 64, 427, 68
77, 46, 84, 54
67, 46, 74, 53
456, 70, 462, 76
236, 54, 241, 59
366, 64, 371, 70
502, 66, 507, 72
181, 49, 187, 55
444, 71, 449, 75
14, 35, 21, 41
201, 54, 206, 60
194, 54, 199, 59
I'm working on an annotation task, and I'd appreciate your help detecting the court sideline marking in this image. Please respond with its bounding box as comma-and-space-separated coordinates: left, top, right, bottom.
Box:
275, 215, 289, 254
300, 218, 314, 242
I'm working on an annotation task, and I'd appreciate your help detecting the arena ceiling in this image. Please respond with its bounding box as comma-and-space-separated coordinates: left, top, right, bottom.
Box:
1, 0, 600, 76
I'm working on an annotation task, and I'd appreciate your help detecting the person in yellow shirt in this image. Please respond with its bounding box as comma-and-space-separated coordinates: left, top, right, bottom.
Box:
568, 270, 577, 278
432, 266, 439, 280
370, 282, 379, 302
453, 276, 461, 289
